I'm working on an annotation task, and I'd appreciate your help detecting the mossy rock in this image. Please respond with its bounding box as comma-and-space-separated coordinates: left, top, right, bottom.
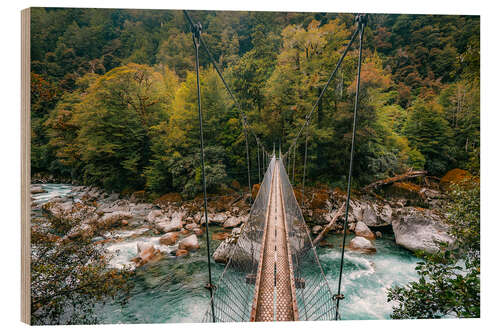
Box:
440, 169, 474, 191
155, 193, 182, 206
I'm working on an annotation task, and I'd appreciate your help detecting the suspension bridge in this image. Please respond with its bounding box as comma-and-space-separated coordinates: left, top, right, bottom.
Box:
183, 11, 368, 322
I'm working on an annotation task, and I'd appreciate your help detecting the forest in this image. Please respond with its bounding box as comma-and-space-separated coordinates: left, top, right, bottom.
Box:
30, 8, 480, 197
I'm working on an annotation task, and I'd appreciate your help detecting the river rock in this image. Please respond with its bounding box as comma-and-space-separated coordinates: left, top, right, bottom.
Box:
185, 223, 198, 230
156, 217, 183, 233
178, 234, 200, 251
159, 232, 179, 246
66, 223, 94, 240
223, 215, 245, 228
193, 227, 204, 236
312, 225, 322, 234
146, 210, 163, 223
392, 207, 454, 254
42, 200, 73, 220
355, 222, 375, 240
31, 186, 46, 194
375, 231, 382, 238
349, 236, 376, 253
134, 242, 162, 266
99, 211, 133, 228
208, 212, 228, 225
176, 249, 189, 257
212, 232, 230, 241
108, 192, 120, 201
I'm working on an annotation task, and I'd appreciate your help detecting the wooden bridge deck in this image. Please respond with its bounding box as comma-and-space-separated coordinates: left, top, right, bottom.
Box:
250, 162, 299, 321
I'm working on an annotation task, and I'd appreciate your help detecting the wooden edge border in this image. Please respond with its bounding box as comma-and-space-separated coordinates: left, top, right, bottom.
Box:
21, 7, 31, 325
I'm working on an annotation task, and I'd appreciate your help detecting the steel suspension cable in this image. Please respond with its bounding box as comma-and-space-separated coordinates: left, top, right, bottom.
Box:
257, 141, 261, 183
292, 143, 296, 185
335, 14, 366, 321
262, 146, 265, 176
301, 124, 309, 208
191, 23, 215, 323
282, 23, 360, 160
183, 10, 268, 157
244, 128, 252, 203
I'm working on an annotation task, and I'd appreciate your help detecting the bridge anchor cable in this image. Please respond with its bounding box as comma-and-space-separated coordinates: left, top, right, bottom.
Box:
191, 21, 216, 323
335, 13, 367, 321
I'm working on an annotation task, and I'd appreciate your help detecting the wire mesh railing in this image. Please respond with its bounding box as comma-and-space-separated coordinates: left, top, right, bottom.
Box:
277, 158, 337, 321
203, 157, 276, 322
202, 156, 335, 322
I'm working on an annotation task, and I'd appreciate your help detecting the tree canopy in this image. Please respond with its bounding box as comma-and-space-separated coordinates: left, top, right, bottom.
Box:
31, 8, 480, 196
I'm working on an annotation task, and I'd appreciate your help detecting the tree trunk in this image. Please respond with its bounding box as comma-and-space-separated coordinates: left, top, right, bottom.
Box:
313, 202, 346, 246
362, 170, 427, 192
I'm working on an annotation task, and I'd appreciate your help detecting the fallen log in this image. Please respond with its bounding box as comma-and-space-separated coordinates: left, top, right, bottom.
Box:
362, 170, 427, 192
313, 202, 346, 246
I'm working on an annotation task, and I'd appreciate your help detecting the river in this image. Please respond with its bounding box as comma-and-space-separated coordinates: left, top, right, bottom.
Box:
32, 184, 420, 323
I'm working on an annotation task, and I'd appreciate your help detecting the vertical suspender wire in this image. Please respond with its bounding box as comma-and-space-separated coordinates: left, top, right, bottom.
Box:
257, 141, 261, 183
244, 127, 252, 203
282, 26, 359, 159
287, 150, 291, 175
335, 15, 366, 321
262, 146, 265, 175
292, 143, 296, 186
301, 123, 309, 208
192, 23, 215, 323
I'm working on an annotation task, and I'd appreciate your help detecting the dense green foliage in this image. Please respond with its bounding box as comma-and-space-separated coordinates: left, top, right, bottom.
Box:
387, 182, 480, 318
30, 8, 480, 195
31, 217, 133, 325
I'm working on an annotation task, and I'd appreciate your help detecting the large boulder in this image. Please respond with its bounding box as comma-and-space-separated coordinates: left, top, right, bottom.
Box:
178, 234, 200, 252
348, 236, 376, 253
159, 232, 179, 246
355, 222, 375, 240
362, 204, 379, 227
392, 207, 454, 254
362, 203, 393, 227
350, 201, 364, 222
213, 237, 235, 263
378, 204, 393, 226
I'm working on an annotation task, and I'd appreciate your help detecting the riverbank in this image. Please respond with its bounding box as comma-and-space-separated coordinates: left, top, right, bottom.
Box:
30, 179, 452, 322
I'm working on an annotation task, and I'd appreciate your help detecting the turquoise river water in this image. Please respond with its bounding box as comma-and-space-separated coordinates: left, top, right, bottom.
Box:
33, 184, 420, 323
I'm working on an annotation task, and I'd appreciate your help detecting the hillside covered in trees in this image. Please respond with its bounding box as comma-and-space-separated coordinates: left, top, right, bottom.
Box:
30, 8, 480, 197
